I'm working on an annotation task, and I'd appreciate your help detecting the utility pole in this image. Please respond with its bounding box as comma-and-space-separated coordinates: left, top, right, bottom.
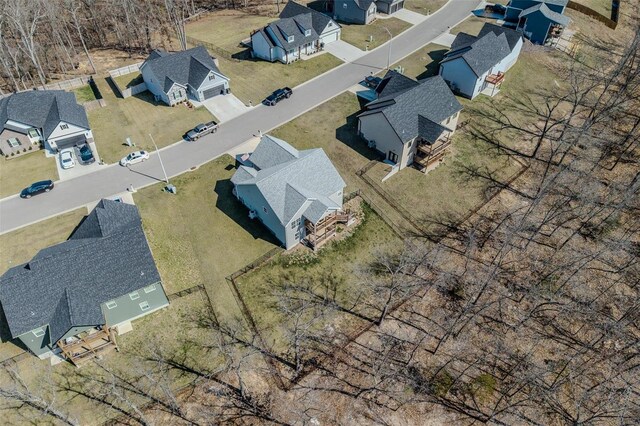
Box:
383, 27, 392, 69
148, 134, 169, 184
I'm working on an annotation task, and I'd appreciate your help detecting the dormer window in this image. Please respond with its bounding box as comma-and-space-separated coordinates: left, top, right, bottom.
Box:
288, 35, 294, 42
305, 29, 311, 36
209, 74, 215, 81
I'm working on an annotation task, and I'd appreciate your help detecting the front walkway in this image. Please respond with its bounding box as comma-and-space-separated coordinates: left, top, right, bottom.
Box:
389, 9, 429, 25
324, 40, 367, 63
432, 32, 457, 47
192, 94, 251, 122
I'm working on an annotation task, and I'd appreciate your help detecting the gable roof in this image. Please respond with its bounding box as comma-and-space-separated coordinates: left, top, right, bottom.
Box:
375, 70, 420, 98
354, 0, 377, 10
442, 30, 513, 76
0, 90, 90, 139
142, 46, 227, 93
359, 72, 462, 143
510, 0, 568, 7
232, 135, 346, 225
477, 23, 523, 51
263, 13, 319, 50
0, 200, 162, 344
519, 3, 571, 25
280, 1, 339, 35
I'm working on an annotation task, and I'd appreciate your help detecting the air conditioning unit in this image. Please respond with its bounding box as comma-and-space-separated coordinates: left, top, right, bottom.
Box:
368, 139, 376, 149
249, 210, 257, 219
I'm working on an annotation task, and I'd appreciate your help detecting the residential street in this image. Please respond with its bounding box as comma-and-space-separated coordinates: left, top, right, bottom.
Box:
0, 0, 479, 234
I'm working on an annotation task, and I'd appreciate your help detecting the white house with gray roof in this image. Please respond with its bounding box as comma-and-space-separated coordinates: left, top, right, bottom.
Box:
232, 135, 349, 250
251, 3, 340, 64
140, 46, 230, 106
358, 71, 462, 172
0, 90, 93, 153
439, 23, 523, 99
0, 200, 169, 365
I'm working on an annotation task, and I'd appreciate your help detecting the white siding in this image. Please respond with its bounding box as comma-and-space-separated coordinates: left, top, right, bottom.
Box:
439, 59, 479, 99
251, 31, 275, 62
493, 38, 523, 74
141, 64, 170, 105
235, 185, 287, 247
47, 121, 92, 150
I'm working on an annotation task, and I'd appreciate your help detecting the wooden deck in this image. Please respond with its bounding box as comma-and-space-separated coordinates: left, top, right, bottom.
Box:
305, 210, 352, 250
57, 326, 119, 366
415, 137, 451, 171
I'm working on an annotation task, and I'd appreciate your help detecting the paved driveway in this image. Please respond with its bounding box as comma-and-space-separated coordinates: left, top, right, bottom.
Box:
198, 94, 250, 122
324, 40, 366, 63
55, 148, 103, 181
432, 32, 458, 47
0, 0, 480, 234
392, 9, 429, 25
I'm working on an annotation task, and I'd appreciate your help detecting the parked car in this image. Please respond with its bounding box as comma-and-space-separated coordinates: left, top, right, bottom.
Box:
119, 150, 149, 167
20, 180, 54, 199
364, 75, 382, 88
264, 87, 292, 106
75, 144, 95, 165
60, 148, 75, 169
185, 121, 218, 141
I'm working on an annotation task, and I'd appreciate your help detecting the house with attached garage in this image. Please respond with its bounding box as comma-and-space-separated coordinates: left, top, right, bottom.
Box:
439, 23, 523, 99
0, 199, 169, 366
332, 0, 378, 25
503, 0, 570, 44
0, 90, 92, 153
231, 135, 352, 250
251, 5, 340, 64
375, 0, 405, 15
140, 46, 230, 106
358, 70, 462, 174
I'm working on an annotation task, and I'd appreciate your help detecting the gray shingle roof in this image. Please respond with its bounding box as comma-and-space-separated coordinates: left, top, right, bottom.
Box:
355, 0, 377, 10
359, 73, 462, 143
477, 23, 523, 50
0, 90, 90, 139
263, 13, 319, 50
442, 31, 512, 76
142, 46, 227, 93
232, 135, 346, 225
375, 70, 420, 98
514, 0, 569, 7
280, 1, 339, 35
519, 3, 571, 26
0, 200, 161, 344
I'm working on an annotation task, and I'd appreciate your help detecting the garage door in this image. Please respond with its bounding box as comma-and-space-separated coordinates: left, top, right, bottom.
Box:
321, 32, 339, 44
202, 86, 225, 100
54, 135, 86, 151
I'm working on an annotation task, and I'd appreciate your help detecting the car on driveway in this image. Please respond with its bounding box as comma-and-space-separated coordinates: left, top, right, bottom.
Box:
20, 180, 54, 199
364, 75, 382, 89
120, 150, 149, 167
75, 144, 95, 165
60, 148, 75, 169
264, 87, 292, 106
185, 121, 218, 141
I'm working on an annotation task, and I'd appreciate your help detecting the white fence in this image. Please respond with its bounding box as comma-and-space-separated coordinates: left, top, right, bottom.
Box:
108, 62, 143, 78
0, 75, 92, 99
120, 82, 148, 98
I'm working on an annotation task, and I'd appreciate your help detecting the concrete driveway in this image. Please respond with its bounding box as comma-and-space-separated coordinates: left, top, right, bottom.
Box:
324, 40, 366, 63
54, 143, 103, 181
197, 94, 250, 122
392, 9, 429, 25
432, 32, 457, 47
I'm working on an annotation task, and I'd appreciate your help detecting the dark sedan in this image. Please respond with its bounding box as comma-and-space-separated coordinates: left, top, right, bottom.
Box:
75, 144, 95, 164
20, 180, 54, 199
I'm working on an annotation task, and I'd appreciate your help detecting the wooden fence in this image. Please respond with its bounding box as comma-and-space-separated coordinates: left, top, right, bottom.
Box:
567, 1, 618, 29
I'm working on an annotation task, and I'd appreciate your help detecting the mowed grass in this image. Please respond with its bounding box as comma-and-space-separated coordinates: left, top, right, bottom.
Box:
405, 0, 449, 15
0, 150, 58, 198
134, 155, 279, 321
391, 42, 448, 80
450, 15, 495, 35
72, 84, 97, 102
185, 10, 343, 104
88, 77, 214, 164
340, 17, 412, 50
572, 0, 612, 17
113, 72, 143, 89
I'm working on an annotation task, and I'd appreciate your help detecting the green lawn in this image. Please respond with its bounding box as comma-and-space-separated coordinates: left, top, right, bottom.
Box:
88, 77, 214, 164
134, 156, 279, 321
572, 0, 612, 17
405, 0, 448, 15
0, 150, 58, 198
391, 42, 448, 80
72, 84, 97, 103
450, 15, 495, 35
340, 18, 412, 51
113, 72, 143, 89
186, 10, 274, 52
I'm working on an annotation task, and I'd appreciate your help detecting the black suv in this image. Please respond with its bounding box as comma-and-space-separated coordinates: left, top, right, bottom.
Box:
264, 87, 292, 106
75, 144, 95, 164
20, 180, 54, 198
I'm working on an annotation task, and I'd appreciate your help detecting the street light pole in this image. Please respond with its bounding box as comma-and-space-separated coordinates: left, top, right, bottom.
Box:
383, 27, 392, 69
148, 134, 169, 184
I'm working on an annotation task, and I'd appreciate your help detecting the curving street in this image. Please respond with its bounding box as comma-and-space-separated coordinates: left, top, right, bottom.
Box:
0, 0, 479, 234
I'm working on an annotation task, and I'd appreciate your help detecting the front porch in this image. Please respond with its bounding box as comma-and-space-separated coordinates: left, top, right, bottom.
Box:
414, 135, 452, 173
304, 210, 354, 251
56, 326, 119, 367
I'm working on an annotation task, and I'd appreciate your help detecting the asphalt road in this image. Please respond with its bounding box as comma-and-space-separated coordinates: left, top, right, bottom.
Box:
0, 0, 479, 234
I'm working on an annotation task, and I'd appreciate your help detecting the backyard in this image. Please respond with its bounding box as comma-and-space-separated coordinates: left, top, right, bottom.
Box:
572, 0, 613, 18
340, 17, 412, 50
391, 42, 448, 80
72, 84, 98, 103
87, 77, 214, 163
113, 71, 143, 89
404, 0, 449, 15
184, 10, 344, 104
0, 150, 58, 198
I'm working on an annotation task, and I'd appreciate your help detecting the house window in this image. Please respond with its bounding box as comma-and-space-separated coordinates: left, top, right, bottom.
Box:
305, 29, 311, 36
144, 284, 156, 293
343, 2, 347, 8
32, 328, 45, 337
288, 35, 294, 42
139, 301, 150, 311
446, 115, 451, 124
263, 206, 268, 214
209, 74, 215, 81
106, 301, 117, 309
60, 124, 69, 130
290, 218, 301, 229
129, 291, 140, 300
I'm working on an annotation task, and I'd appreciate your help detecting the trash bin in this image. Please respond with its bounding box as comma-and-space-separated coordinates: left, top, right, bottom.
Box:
165, 184, 177, 194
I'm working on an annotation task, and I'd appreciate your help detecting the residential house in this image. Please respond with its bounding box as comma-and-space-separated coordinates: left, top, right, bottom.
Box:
504, 0, 570, 44
231, 135, 350, 250
0, 90, 92, 153
0, 200, 169, 365
439, 23, 523, 99
140, 46, 230, 106
280, 1, 342, 44
375, 0, 405, 14
358, 71, 462, 172
333, 0, 377, 24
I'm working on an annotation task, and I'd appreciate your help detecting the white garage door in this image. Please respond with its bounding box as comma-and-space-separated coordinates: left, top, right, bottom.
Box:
202, 85, 225, 100
321, 32, 339, 44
